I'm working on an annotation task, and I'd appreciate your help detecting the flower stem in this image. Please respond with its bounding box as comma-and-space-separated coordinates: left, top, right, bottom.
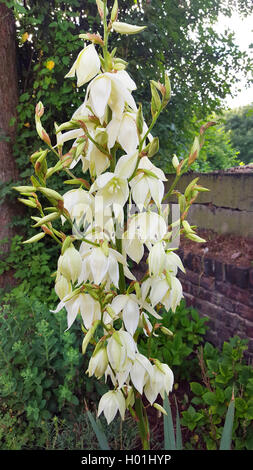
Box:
135, 395, 150, 450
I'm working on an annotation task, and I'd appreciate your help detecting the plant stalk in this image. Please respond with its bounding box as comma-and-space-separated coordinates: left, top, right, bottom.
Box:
135, 395, 150, 450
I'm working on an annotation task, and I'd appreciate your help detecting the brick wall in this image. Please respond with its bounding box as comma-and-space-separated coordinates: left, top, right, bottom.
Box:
177, 246, 253, 360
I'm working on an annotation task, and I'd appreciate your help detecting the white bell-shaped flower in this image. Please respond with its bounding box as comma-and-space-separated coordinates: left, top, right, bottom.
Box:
51, 292, 101, 331
86, 71, 137, 121
90, 171, 129, 208
57, 245, 82, 283
111, 294, 140, 335
144, 360, 174, 405
61, 187, 94, 229
86, 346, 109, 379
148, 241, 166, 277
65, 43, 101, 87
149, 275, 183, 312
97, 389, 126, 425
107, 330, 136, 375
130, 157, 167, 209
130, 353, 154, 394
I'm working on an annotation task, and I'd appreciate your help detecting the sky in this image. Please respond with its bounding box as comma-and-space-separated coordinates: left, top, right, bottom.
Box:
214, 12, 253, 109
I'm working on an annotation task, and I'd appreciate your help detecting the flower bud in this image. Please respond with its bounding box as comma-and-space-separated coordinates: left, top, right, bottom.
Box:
18, 198, 37, 208
136, 103, 144, 135
172, 154, 179, 169
39, 187, 64, 202
150, 81, 161, 116
153, 403, 168, 416
35, 101, 44, 118
111, 0, 118, 22
112, 21, 146, 35
32, 212, 59, 227
22, 232, 46, 244
164, 73, 171, 102
82, 320, 100, 355
186, 233, 206, 243
160, 326, 174, 337
13, 185, 36, 193
58, 245, 82, 283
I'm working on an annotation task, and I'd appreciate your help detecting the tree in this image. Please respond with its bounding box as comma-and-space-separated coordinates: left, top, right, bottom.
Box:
0, 2, 20, 284
224, 104, 253, 164
190, 119, 240, 172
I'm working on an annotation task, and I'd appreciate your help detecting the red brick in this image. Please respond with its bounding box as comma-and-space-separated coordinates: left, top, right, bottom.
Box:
236, 303, 253, 322
225, 264, 249, 289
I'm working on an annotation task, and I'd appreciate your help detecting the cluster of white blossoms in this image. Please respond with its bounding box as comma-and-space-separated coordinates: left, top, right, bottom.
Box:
51, 19, 181, 422
15, 0, 209, 429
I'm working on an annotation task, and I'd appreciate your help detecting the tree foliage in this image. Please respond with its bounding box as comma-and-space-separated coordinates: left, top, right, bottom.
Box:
224, 104, 253, 164
3, 0, 253, 177
190, 118, 240, 172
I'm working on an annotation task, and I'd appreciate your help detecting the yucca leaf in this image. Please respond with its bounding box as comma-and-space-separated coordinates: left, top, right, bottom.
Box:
220, 393, 235, 450
163, 394, 176, 450
175, 396, 183, 450
87, 411, 110, 450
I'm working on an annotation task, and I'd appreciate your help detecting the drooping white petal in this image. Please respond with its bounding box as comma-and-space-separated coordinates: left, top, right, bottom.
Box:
106, 116, 121, 150
149, 278, 169, 307
65, 296, 81, 330
139, 157, 167, 181
123, 235, 144, 264
65, 44, 101, 87
148, 241, 166, 277
130, 353, 153, 394
118, 114, 139, 154
130, 174, 150, 209
148, 177, 164, 207
123, 297, 140, 335
111, 295, 128, 315
115, 70, 137, 91
165, 251, 185, 274
112, 21, 146, 35
90, 247, 109, 285
79, 293, 101, 330
90, 75, 112, 117
108, 251, 119, 287
115, 152, 138, 179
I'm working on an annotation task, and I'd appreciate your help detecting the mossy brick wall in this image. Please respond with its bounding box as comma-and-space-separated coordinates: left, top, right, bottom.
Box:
177, 247, 253, 359
164, 170, 253, 359
165, 170, 253, 238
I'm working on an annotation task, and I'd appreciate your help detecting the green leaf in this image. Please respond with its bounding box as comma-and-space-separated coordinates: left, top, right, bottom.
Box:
190, 382, 204, 396
163, 394, 176, 450
175, 396, 183, 450
202, 391, 217, 406
220, 396, 235, 450
86, 411, 110, 450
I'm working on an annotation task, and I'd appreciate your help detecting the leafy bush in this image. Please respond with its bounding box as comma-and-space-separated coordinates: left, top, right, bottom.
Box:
0, 235, 58, 302
0, 292, 108, 449
139, 300, 209, 380
181, 337, 253, 450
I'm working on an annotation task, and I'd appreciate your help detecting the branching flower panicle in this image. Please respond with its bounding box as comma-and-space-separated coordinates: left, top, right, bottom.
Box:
14, 0, 212, 450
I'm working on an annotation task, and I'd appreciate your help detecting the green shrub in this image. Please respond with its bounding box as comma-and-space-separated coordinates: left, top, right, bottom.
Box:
181, 337, 253, 450
0, 235, 60, 303
139, 300, 209, 380
0, 292, 108, 449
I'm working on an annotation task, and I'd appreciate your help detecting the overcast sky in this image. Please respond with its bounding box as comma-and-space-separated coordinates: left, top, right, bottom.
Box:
215, 12, 253, 109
